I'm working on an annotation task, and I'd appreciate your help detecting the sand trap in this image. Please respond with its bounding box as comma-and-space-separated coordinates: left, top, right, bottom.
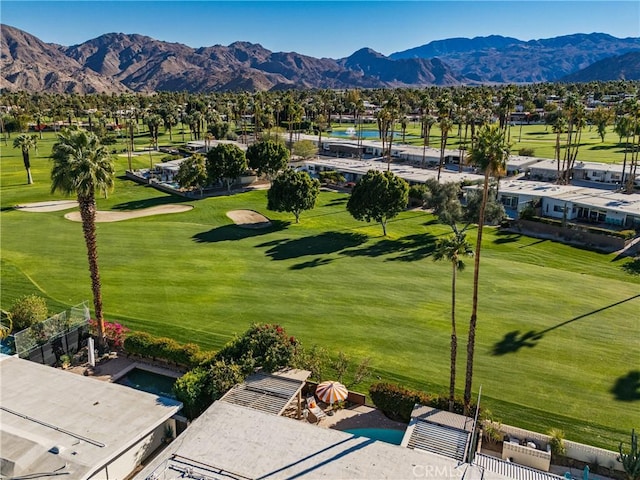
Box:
226, 210, 272, 229
64, 204, 193, 223
14, 200, 79, 212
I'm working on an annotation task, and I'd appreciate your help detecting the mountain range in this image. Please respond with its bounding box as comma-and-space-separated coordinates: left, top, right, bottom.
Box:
1, 24, 639, 94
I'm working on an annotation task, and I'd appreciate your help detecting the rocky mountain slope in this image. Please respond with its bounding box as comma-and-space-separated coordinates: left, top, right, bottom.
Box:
559, 50, 640, 82
2, 25, 638, 93
0, 25, 130, 93
391, 33, 640, 83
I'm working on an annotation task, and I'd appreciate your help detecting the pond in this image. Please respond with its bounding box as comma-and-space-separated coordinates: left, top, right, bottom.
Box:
330, 129, 417, 140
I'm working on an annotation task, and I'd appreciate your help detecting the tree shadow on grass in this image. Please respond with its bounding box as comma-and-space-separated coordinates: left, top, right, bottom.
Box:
492, 330, 542, 355
112, 194, 194, 210
192, 220, 289, 243
323, 197, 348, 207
289, 258, 334, 270
621, 257, 640, 276
493, 231, 522, 244
257, 231, 368, 261
611, 371, 640, 402
492, 294, 640, 355
341, 232, 438, 262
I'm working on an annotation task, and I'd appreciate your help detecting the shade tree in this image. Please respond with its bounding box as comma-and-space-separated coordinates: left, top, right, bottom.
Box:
267, 168, 320, 223
246, 139, 290, 182
206, 143, 247, 192
346, 170, 409, 236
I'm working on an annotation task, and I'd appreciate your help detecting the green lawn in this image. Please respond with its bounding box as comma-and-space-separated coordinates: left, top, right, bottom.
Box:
329, 121, 631, 164
1, 132, 639, 450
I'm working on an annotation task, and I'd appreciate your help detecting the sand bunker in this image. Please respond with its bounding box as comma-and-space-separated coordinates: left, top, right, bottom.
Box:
226, 210, 272, 229
64, 204, 193, 223
14, 200, 79, 212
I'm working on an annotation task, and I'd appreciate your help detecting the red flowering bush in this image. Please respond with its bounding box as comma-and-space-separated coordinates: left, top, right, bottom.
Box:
89, 319, 129, 348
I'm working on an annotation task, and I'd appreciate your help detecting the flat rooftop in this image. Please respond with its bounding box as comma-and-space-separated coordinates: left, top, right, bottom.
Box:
493, 180, 640, 216
135, 401, 523, 480
0, 355, 182, 479
304, 156, 485, 185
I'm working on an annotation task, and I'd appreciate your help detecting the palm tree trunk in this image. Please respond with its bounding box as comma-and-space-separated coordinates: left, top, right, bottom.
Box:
78, 195, 106, 350
449, 262, 457, 412
465, 173, 489, 413
22, 152, 33, 185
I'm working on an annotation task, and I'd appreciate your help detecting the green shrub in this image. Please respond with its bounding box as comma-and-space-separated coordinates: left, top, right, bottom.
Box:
10, 294, 49, 332
369, 382, 430, 422
208, 360, 244, 399
174, 367, 210, 420
123, 331, 205, 368
369, 382, 473, 422
215, 323, 297, 374
620, 230, 637, 240
518, 147, 535, 157
123, 331, 153, 355
548, 428, 567, 458
409, 185, 427, 206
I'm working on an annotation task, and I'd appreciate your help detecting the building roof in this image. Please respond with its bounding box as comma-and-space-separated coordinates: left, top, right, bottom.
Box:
494, 180, 640, 217
219, 368, 310, 416
474, 453, 565, 480
402, 405, 474, 462
135, 401, 500, 480
304, 156, 485, 185
0, 355, 182, 480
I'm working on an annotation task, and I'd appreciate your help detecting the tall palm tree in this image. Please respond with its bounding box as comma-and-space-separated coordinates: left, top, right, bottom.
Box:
433, 232, 473, 412
13, 134, 38, 184
50, 129, 115, 350
465, 125, 509, 413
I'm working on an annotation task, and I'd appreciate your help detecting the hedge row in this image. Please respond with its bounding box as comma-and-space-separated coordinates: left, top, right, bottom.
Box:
123, 331, 214, 368
369, 382, 474, 423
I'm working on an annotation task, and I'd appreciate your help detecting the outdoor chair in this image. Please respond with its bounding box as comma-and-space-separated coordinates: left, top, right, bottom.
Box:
305, 396, 327, 424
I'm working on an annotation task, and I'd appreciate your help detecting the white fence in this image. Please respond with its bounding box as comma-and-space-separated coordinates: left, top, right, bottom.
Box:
487, 422, 624, 472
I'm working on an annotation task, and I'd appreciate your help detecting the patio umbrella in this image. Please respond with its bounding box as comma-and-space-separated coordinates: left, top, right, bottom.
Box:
315, 381, 348, 406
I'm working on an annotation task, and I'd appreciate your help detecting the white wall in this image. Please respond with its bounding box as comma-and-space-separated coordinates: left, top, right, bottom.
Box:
88, 421, 172, 480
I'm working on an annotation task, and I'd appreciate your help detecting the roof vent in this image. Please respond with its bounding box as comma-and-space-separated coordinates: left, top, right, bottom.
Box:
48, 445, 64, 455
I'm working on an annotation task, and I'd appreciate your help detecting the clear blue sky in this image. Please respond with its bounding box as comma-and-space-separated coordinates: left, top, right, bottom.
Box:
2, 1, 639, 58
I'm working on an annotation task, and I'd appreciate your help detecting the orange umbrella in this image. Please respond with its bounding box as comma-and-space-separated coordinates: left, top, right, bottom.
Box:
315, 381, 348, 406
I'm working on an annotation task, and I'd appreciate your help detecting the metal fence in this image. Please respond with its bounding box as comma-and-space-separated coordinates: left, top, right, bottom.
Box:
13, 301, 91, 366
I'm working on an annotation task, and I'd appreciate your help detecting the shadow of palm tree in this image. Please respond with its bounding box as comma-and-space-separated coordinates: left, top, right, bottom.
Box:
341, 233, 438, 262
621, 258, 640, 276
611, 370, 640, 401
192, 220, 289, 243
492, 294, 640, 355
257, 231, 368, 261
492, 330, 542, 355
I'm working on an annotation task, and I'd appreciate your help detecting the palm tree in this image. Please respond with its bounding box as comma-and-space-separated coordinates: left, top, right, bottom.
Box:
465, 125, 509, 413
433, 232, 473, 412
13, 134, 38, 184
50, 129, 115, 350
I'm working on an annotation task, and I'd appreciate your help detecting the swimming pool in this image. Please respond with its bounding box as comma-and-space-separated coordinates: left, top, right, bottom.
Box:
330, 130, 417, 140
115, 367, 178, 399
344, 427, 405, 445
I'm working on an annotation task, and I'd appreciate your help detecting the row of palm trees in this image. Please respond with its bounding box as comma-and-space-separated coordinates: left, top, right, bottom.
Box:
4, 81, 639, 188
